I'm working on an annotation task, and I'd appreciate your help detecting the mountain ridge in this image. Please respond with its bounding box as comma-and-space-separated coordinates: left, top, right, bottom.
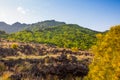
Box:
25, 20, 66, 31
0, 20, 102, 33
0, 21, 28, 33
0, 20, 66, 33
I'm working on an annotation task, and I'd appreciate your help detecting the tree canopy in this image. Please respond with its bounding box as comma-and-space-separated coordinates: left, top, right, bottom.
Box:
8, 24, 99, 50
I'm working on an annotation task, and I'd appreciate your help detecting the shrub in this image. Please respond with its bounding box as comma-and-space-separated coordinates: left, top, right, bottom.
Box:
85, 25, 120, 80
11, 44, 18, 49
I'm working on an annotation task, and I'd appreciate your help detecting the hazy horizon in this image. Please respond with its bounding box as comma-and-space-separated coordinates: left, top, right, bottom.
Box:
0, 0, 120, 31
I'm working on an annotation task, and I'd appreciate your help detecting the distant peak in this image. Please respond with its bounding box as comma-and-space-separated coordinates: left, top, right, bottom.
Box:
12, 22, 21, 25
41, 20, 65, 23
44, 20, 55, 22
0, 22, 9, 26
43, 20, 55, 21
0, 22, 8, 25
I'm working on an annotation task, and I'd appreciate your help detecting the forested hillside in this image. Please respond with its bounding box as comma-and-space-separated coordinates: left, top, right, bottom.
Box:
8, 24, 100, 50
26, 20, 66, 31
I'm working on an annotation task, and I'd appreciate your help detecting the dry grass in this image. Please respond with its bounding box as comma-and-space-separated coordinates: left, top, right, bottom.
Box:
2, 53, 92, 61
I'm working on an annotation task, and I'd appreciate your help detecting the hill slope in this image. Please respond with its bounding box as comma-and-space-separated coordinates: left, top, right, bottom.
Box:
0, 22, 28, 33
9, 24, 100, 50
25, 20, 66, 31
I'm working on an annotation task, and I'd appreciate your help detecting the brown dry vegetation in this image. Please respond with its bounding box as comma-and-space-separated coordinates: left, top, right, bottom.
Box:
0, 39, 93, 80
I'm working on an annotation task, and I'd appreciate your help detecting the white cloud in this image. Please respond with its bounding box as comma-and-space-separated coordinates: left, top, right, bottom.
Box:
17, 6, 26, 14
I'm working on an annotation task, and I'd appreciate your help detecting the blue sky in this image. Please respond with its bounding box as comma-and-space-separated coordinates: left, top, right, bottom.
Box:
0, 0, 120, 31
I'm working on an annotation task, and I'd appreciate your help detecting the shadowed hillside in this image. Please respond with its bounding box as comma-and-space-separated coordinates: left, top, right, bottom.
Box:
0, 22, 28, 33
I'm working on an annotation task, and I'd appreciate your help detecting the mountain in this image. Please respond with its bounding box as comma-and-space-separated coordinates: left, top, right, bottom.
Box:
0, 22, 10, 33
25, 20, 66, 31
10, 22, 29, 33
12, 22, 27, 27
0, 20, 102, 49
9, 24, 100, 50
0, 22, 28, 33
0, 20, 65, 33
